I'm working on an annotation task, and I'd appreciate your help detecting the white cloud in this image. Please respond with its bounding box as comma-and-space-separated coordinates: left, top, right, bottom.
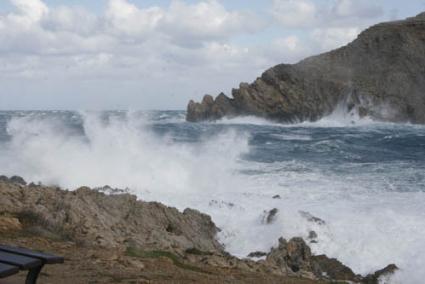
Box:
310, 27, 360, 51
332, 0, 383, 19
271, 0, 317, 28
0, 0, 393, 109
0, 0, 268, 98
276, 35, 299, 51
162, 0, 263, 45
42, 6, 99, 36
270, 0, 384, 56
271, 0, 383, 29
105, 0, 163, 37
9, 0, 48, 24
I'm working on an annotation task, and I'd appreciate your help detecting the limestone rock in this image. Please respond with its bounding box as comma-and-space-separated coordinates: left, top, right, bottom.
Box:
266, 237, 316, 277
0, 216, 22, 232
0, 180, 223, 254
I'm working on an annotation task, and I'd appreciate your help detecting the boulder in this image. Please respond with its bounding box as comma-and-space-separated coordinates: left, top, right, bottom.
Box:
299, 211, 326, 225
363, 264, 398, 284
266, 237, 316, 278
311, 255, 361, 282
263, 208, 279, 224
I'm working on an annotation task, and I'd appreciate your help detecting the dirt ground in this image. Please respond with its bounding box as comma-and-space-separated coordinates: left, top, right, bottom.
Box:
0, 233, 326, 284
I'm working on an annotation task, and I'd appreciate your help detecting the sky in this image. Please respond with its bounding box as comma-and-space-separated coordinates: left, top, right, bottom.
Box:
0, 0, 424, 110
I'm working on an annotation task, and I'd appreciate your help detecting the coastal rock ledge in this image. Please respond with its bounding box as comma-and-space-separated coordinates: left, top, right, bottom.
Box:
187, 12, 425, 124
0, 176, 397, 283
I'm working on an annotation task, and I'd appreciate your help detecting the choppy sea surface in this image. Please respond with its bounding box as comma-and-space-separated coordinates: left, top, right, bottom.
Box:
0, 110, 424, 283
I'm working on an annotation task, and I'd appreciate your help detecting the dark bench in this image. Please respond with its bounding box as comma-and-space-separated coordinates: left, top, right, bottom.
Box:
0, 245, 64, 284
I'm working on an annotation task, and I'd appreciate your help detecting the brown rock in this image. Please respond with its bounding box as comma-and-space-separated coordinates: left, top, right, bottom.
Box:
0, 181, 223, 254
266, 237, 315, 277
362, 264, 398, 284
311, 255, 361, 282
0, 216, 22, 232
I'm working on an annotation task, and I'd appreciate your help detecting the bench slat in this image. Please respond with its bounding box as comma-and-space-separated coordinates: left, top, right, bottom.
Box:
0, 245, 64, 264
0, 263, 19, 278
0, 251, 42, 269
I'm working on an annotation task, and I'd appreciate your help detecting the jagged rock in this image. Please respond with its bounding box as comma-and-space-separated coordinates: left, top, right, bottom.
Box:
0, 180, 223, 253
209, 200, 235, 209
187, 12, 425, 124
0, 175, 9, 183
266, 237, 317, 278
265, 237, 395, 283
94, 185, 128, 194
363, 264, 398, 284
263, 208, 279, 224
0, 178, 398, 283
307, 231, 318, 242
311, 255, 361, 282
299, 211, 326, 225
9, 175, 27, 185
187, 93, 237, 122
247, 251, 267, 258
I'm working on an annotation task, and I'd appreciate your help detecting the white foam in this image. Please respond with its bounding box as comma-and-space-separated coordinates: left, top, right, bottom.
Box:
1, 112, 249, 196
215, 103, 425, 130
0, 111, 424, 283
216, 116, 283, 126
269, 133, 312, 141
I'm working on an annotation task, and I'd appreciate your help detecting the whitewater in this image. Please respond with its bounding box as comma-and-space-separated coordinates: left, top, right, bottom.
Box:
0, 110, 424, 283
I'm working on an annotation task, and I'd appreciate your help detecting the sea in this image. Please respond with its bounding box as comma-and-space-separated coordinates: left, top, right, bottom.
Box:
0, 109, 424, 283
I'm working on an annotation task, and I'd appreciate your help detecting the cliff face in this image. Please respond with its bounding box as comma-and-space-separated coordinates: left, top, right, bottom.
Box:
187, 12, 425, 123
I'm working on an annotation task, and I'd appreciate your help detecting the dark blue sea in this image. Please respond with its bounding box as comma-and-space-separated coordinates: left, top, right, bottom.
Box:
0, 110, 424, 282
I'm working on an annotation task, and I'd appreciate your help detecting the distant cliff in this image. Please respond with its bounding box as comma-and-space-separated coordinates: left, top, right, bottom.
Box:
187, 12, 425, 123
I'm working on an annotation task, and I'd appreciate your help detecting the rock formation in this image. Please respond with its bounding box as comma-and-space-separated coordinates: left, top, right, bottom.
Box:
0, 176, 398, 283
187, 12, 425, 123
0, 178, 223, 253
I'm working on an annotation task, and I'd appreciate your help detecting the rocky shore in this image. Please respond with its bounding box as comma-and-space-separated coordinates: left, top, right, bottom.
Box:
187, 12, 425, 124
0, 176, 397, 283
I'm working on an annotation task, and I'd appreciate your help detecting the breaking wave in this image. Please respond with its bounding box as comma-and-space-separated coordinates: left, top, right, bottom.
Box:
0, 110, 424, 283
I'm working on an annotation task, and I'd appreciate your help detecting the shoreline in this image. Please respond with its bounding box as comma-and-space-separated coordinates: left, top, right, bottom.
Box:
0, 176, 397, 283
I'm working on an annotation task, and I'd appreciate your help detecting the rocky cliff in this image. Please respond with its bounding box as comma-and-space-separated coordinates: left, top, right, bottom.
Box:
187, 12, 425, 123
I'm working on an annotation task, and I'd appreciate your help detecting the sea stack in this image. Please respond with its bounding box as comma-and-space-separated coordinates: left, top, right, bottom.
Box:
186, 12, 425, 124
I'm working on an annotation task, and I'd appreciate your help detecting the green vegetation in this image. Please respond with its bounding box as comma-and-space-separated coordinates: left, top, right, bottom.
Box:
125, 246, 209, 274
15, 210, 73, 241
185, 248, 213, 256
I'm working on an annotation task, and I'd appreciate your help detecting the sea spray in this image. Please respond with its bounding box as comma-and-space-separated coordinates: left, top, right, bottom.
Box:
0, 110, 424, 283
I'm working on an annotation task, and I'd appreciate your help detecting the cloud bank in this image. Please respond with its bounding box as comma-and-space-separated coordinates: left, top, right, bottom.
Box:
0, 0, 396, 109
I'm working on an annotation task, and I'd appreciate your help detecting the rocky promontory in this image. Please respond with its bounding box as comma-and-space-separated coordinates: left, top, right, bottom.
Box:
0, 176, 397, 283
187, 12, 425, 123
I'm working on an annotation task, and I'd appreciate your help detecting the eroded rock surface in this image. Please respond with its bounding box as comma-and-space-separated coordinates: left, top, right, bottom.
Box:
0, 177, 398, 283
0, 180, 223, 253
187, 12, 425, 124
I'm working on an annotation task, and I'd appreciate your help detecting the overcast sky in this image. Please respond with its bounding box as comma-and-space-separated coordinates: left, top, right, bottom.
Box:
0, 0, 424, 110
